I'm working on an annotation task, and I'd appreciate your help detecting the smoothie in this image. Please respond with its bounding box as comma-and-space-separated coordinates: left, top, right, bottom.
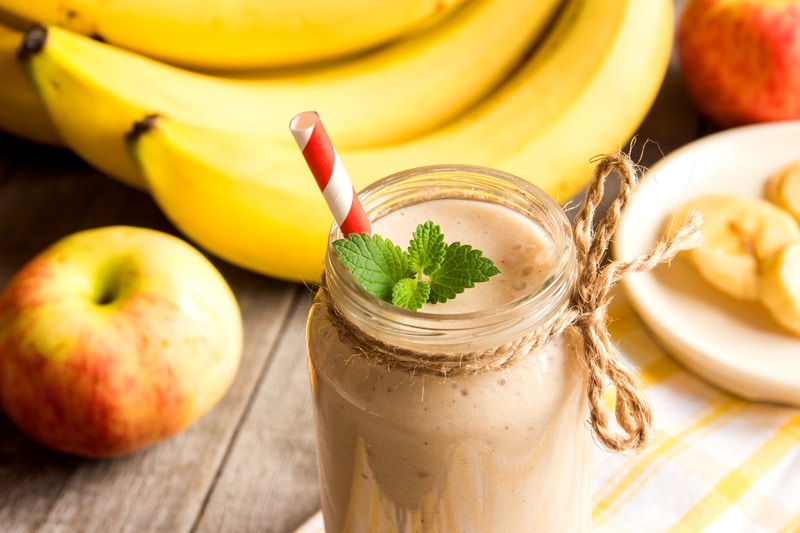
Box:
307, 175, 591, 532
373, 198, 559, 314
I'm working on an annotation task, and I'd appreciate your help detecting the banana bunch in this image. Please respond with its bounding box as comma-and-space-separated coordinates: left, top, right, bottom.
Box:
668, 159, 800, 336
6, 0, 562, 188
0, 0, 674, 283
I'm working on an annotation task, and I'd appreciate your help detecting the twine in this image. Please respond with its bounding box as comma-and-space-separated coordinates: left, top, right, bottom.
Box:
317, 152, 702, 452
568, 153, 701, 451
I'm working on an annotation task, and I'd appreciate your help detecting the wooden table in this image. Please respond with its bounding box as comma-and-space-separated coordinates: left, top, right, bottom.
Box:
0, 24, 707, 533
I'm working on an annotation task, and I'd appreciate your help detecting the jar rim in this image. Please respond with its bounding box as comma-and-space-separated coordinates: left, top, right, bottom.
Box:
324, 164, 576, 352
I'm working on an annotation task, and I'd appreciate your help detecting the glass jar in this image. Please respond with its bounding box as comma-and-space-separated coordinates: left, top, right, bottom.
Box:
306, 165, 590, 533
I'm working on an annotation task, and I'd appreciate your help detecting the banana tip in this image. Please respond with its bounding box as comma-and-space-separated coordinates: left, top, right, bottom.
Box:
126, 114, 161, 144
18, 24, 48, 62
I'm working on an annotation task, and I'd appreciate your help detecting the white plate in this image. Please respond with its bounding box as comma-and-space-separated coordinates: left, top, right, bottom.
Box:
613, 121, 800, 407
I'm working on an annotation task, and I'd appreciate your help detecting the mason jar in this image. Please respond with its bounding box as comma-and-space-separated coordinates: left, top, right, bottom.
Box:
306, 165, 590, 533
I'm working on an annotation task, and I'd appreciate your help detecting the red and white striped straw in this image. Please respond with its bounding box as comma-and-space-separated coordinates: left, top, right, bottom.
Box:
289, 111, 372, 237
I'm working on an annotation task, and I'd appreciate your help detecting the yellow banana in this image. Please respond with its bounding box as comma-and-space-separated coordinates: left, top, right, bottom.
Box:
126, 0, 673, 283
17, 0, 562, 190
0, 0, 469, 69
127, 117, 334, 283
0, 24, 61, 145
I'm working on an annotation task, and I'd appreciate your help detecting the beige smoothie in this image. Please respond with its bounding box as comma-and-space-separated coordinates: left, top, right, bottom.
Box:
307, 196, 591, 532
374, 198, 560, 314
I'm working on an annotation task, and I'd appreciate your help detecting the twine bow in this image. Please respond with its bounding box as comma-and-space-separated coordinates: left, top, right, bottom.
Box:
567, 153, 701, 451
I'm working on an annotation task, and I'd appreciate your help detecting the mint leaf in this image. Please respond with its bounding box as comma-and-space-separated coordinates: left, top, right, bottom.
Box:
408, 221, 445, 275
332, 233, 413, 301
333, 221, 500, 311
428, 242, 501, 304
391, 278, 431, 311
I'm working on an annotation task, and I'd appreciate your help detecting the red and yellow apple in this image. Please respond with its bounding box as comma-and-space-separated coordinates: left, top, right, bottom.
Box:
677, 0, 800, 127
0, 226, 243, 457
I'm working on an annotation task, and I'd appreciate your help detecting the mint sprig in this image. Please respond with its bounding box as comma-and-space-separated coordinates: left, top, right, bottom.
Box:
332, 220, 500, 311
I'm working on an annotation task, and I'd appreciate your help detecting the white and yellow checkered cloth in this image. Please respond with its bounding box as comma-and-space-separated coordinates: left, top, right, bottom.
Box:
296, 288, 800, 533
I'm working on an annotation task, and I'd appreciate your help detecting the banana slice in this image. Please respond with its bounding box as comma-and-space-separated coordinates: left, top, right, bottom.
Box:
765, 159, 800, 224
760, 241, 800, 336
668, 194, 800, 301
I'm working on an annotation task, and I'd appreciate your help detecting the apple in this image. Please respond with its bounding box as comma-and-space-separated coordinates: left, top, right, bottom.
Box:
676, 0, 800, 127
0, 226, 243, 457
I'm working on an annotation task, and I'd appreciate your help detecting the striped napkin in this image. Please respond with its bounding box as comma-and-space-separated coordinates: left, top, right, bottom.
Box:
295, 287, 800, 533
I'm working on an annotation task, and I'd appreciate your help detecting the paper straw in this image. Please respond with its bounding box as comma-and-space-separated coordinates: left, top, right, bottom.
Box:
289, 111, 372, 237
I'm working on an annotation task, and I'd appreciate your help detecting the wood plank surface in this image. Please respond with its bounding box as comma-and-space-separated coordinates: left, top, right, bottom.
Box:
0, 134, 301, 532
196, 289, 320, 533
